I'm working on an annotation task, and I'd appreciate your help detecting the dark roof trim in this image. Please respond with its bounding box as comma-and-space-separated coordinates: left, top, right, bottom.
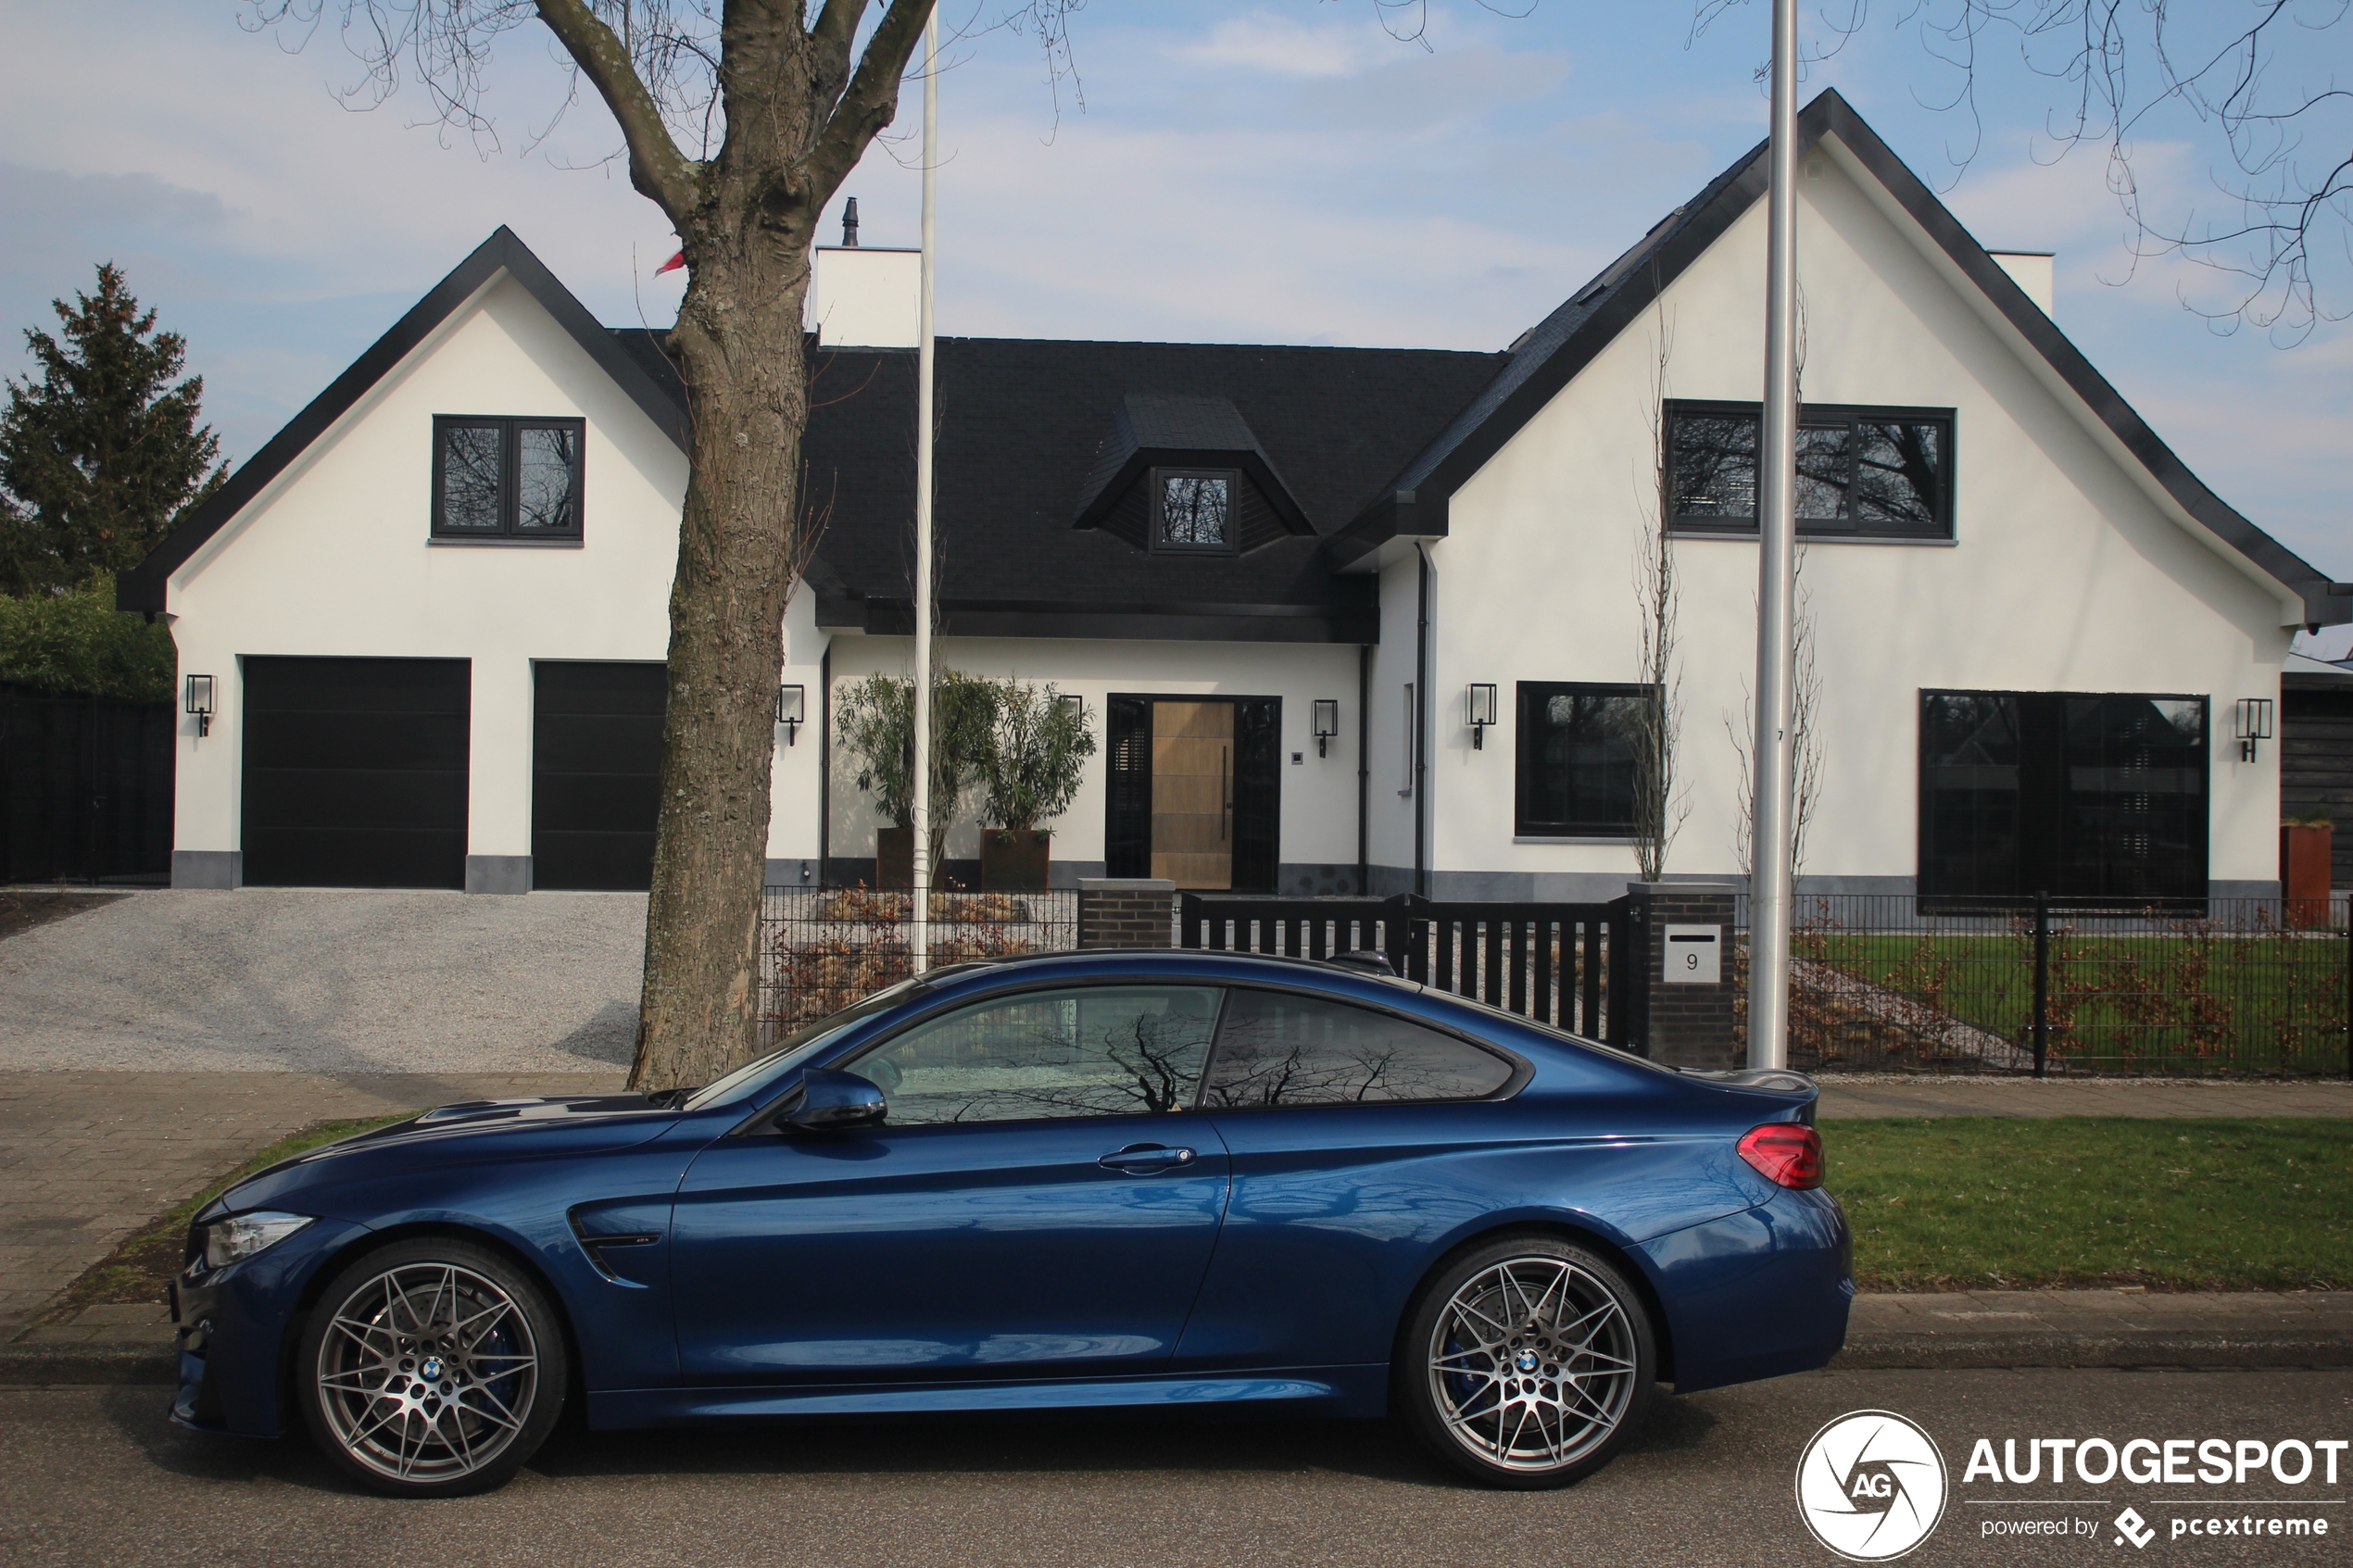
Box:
118, 226, 688, 613
818, 594, 1376, 645
1338, 89, 2347, 627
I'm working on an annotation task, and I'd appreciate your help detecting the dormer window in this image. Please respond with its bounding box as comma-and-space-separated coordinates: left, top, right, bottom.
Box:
432, 415, 585, 542
1154, 468, 1235, 552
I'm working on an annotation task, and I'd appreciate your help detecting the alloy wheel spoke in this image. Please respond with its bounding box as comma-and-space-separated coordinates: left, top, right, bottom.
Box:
454, 1385, 523, 1433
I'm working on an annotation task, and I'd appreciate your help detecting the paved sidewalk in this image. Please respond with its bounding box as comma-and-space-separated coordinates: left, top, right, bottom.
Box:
0, 1071, 623, 1341
1818, 1075, 2353, 1119
1839, 1287, 2353, 1368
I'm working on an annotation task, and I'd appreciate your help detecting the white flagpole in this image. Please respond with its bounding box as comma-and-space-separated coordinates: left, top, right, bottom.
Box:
1748, 0, 1800, 1070
911, 5, 939, 974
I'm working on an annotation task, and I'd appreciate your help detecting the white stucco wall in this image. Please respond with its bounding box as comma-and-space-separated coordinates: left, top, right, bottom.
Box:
160, 270, 839, 888
1419, 135, 2293, 897
821, 634, 1364, 888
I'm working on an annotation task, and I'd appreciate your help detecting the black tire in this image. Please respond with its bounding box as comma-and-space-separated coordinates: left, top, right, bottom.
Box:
1397, 1234, 1657, 1490
296, 1236, 570, 1498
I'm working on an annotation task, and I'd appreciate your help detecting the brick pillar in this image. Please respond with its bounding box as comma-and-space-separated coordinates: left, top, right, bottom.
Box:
1077, 878, 1176, 949
1625, 882, 1739, 1069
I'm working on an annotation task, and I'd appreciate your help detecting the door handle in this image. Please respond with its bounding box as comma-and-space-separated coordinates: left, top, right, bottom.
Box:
1098, 1144, 1198, 1173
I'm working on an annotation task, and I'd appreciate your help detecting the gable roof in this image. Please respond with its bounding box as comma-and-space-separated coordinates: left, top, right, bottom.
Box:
1335, 88, 2349, 629
118, 227, 688, 613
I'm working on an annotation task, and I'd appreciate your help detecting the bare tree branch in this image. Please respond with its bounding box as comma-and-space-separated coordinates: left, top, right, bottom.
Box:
1693, 1, 2353, 340
534, 0, 700, 220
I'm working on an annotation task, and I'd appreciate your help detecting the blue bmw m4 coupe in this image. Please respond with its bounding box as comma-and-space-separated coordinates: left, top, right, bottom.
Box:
170, 948, 1851, 1496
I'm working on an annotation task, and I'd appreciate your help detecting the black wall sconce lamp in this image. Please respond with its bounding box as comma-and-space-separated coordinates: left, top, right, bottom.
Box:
1311, 698, 1339, 758
2234, 696, 2273, 762
777, 684, 806, 746
1055, 693, 1087, 723
185, 673, 215, 737
1466, 683, 1498, 748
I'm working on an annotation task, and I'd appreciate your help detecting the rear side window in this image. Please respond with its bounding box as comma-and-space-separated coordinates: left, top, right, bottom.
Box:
1202, 989, 1516, 1109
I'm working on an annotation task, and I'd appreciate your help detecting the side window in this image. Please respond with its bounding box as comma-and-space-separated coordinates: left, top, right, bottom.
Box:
432, 415, 585, 541
849, 985, 1222, 1126
1202, 990, 1516, 1110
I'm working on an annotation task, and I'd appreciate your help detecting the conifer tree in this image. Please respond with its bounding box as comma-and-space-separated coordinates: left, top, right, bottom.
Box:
0, 263, 226, 596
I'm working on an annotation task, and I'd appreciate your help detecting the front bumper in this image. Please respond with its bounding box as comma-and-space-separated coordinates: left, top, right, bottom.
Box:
169, 1217, 371, 1437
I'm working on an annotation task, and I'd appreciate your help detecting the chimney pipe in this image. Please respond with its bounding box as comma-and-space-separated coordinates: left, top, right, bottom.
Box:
842, 196, 860, 248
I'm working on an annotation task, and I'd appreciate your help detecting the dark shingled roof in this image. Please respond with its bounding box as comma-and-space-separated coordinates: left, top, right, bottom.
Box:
798, 336, 1506, 642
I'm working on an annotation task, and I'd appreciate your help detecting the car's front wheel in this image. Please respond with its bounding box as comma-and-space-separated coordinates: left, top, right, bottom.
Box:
296, 1237, 568, 1497
1399, 1236, 1656, 1489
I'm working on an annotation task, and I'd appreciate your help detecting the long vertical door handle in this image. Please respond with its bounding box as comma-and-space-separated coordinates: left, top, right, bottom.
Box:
1221, 745, 1230, 841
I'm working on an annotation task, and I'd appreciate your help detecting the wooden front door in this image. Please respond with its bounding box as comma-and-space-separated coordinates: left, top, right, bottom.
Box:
1151, 700, 1234, 889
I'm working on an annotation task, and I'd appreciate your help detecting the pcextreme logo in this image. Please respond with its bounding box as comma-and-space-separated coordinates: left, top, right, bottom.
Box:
1796, 1410, 1951, 1562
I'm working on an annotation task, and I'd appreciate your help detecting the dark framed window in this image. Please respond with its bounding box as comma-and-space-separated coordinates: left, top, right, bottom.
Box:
1201, 988, 1518, 1109
432, 415, 585, 540
1151, 468, 1236, 552
1515, 682, 1652, 838
1919, 690, 2208, 908
1666, 399, 1953, 541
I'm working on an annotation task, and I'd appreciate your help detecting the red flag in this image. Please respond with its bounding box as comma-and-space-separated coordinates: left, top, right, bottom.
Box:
655, 249, 686, 276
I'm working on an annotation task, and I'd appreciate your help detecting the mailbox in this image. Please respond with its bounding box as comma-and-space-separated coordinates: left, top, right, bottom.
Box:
1663, 924, 1722, 985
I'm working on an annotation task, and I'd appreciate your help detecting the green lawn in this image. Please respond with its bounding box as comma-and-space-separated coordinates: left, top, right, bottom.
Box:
1823, 1116, 2353, 1291
1801, 929, 2348, 1073
41, 1113, 413, 1321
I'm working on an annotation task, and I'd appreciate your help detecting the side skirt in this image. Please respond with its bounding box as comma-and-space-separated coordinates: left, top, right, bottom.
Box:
586, 1365, 1390, 1429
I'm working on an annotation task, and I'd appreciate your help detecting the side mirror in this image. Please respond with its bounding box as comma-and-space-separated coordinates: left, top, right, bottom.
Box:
786, 1068, 887, 1131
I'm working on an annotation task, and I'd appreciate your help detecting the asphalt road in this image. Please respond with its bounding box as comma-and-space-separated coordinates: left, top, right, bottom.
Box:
3, 1369, 2347, 1567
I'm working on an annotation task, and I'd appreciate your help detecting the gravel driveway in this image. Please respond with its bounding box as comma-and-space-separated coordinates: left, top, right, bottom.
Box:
0, 890, 647, 1072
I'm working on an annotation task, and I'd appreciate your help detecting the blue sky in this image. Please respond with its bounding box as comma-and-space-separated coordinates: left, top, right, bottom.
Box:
3, 1, 2345, 652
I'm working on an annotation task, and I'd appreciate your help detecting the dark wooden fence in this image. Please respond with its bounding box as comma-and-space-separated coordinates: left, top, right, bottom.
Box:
1177, 892, 1630, 1043
0, 684, 173, 884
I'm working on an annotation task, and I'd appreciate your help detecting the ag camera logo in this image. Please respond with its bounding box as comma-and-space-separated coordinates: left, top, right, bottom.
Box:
1796, 1410, 1950, 1561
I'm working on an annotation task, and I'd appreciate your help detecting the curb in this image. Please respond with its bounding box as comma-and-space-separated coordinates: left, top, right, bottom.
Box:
1832, 1333, 2353, 1372
0, 1343, 177, 1386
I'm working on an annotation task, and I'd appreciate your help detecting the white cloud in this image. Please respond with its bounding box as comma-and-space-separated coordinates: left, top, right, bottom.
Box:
1173, 12, 1403, 78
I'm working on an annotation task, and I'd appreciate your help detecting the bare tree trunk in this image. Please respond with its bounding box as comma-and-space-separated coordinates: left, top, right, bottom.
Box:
632, 241, 814, 1090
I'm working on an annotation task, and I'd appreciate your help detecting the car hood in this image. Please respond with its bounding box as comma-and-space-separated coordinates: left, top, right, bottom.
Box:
213, 1094, 685, 1213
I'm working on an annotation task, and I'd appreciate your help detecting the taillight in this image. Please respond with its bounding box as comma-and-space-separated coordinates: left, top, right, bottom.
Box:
1738, 1123, 1824, 1189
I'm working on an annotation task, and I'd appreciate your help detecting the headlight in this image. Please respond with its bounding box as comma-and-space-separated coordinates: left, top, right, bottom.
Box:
202, 1210, 314, 1269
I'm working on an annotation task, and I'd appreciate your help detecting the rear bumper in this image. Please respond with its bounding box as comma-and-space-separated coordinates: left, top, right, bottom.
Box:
1642, 1186, 1852, 1395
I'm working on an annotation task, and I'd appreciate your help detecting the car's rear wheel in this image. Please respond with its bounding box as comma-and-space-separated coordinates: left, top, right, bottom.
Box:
296, 1237, 567, 1497
1399, 1236, 1656, 1489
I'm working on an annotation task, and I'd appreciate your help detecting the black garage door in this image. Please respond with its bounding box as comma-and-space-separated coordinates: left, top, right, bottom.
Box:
533, 662, 666, 891
242, 657, 470, 888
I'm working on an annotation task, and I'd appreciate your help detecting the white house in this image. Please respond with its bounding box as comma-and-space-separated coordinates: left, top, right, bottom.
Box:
122, 91, 2347, 906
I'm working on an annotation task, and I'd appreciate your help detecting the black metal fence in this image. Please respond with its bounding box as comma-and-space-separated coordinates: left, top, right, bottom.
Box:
0, 684, 173, 884
1179, 893, 1628, 1042
1736, 893, 2353, 1077
757, 884, 1078, 1039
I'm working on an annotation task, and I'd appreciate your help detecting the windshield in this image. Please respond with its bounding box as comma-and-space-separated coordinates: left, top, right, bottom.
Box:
682, 976, 926, 1110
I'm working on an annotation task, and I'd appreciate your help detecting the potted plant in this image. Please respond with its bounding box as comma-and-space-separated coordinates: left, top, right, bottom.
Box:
978, 682, 1096, 891
2282, 813, 2335, 927
834, 670, 997, 886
